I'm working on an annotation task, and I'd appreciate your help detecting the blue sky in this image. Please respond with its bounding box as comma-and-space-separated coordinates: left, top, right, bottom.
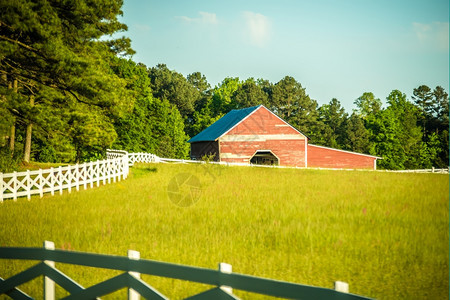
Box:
117, 0, 449, 111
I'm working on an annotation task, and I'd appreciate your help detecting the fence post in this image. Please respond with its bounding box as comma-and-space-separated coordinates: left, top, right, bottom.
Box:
106, 159, 110, 184
108, 159, 112, 181
334, 281, 349, 293
58, 166, 63, 195
218, 262, 232, 294
112, 159, 117, 183
67, 166, 72, 194
0, 172, 3, 203
50, 168, 55, 196
13, 171, 17, 201
96, 161, 101, 187
88, 162, 93, 189
75, 164, 80, 191
44, 241, 55, 300
26, 170, 31, 200
123, 154, 129, 180
128, 249, 140, 300
82, 163, 87, 190
39, 169, 44, 198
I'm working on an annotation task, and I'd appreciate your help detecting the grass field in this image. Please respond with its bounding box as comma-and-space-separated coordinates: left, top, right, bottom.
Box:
0, 163, 448, 299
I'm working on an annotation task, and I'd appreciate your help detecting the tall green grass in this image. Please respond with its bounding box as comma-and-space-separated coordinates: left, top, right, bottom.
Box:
0, 163, 448, 299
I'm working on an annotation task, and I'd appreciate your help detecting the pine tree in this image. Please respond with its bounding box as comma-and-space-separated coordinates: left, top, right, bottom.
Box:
343, 113, 370, 153
111, 58, 189, 159
271, 76, 321, 140
317, 98, 348, 149
0, 0, 134, 163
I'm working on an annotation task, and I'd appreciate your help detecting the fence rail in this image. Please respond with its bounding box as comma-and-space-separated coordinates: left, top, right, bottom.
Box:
2, 149, 447, 202
383, 168, 449, 174
108, 150, 449, 173
106, 149, 159, 165
0, 242, 372, 300
0, 157, 127, 202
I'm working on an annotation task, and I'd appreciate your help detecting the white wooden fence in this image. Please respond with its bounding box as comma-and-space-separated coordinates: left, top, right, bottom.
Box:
0, 157, 128, 202
108, 150, 450, 173
106, 149, 159, 165
383, 167, 449, 174
2, 149, 448, 202
0, 150, 160, 202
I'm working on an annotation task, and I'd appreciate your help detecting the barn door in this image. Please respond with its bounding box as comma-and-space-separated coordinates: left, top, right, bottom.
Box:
250, 150, 279, 165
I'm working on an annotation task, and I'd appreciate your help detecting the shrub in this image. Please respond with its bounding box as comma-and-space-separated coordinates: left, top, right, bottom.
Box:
0, 147, 22, 173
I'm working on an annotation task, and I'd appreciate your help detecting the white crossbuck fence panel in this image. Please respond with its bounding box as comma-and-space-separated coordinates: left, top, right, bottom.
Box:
129, 152, 160, 165
105, 149, 128, 160
0, 157, 128, 202
106, 149, 159, 165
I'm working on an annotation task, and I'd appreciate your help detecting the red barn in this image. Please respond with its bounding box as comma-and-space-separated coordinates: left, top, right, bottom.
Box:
188, 105, 380, 170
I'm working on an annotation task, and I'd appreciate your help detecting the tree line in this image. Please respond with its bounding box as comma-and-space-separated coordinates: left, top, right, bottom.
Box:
1, 0, 448, 171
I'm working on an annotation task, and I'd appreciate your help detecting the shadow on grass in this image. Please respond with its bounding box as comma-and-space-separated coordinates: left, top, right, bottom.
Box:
131, 166, 158, 178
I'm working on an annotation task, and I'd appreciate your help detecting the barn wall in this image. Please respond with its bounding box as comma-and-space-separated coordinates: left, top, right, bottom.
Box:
307, 144, 376, 169
190, 141, 219, 161
219, 107, 307, 167
220, 139, 306, 167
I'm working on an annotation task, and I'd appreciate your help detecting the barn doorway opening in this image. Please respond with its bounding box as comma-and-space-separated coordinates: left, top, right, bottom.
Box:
250, 150, 279, 166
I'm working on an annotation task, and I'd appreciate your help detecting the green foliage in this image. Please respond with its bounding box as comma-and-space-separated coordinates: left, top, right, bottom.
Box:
0, 0, 133, 163
189, 99, 223, 137
70, 110, 117, 162
163, 104, 190, 158
412, 85, 449, 167
271, 76, 321, 140
419, 132, 442, 168
386, 90, 422, 168
187, 72, 211, 95
110, 59, 189, 159
201, 153, 217, 162
317, 98, 348, 148
148, 64, 199, 118
367, 108, 407, 169
412, 85, 434, 117
211, 77, 242, 116
0, 147, 22, 172
37, 145, 57, 163
353, 92, 382, 119
342, 113, 370, 153
230, 78, 269, 109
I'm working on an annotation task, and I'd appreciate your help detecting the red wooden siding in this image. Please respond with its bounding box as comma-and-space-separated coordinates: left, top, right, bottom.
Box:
307, 144, 377, 170
189, 105, 380, 169
219, 107, 307, 167
220, 140, 307, 167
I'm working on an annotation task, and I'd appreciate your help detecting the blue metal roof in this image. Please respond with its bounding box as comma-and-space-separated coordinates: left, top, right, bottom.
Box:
188, 105, 261, 143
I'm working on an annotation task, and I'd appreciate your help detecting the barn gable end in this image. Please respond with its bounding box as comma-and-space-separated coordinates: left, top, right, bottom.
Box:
218, 106, 307, 166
